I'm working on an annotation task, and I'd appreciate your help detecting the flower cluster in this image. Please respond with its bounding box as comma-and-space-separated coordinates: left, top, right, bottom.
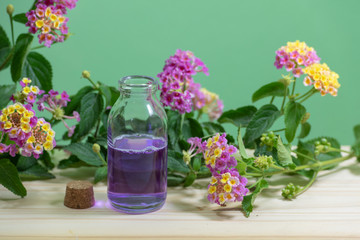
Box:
37, 89, 80, 137
274, 40, 320, 77
12, 78, 43, 105
157, 49, 209, 114
208, 169, 248, 205
303, 63, 340, 96
0, 103, 55, 158
253, 155, 274, 170
199, 88, 224, 121
25, 0, 78, 47
183, 133, 249, 206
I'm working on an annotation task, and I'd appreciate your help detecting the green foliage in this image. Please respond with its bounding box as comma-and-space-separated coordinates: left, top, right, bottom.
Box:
352, 125, 360, 157
183, 172, 197, 187
58, 155, 91, 169
76, 92, 104, 139
65, 86, 94, 115
19, 164, 55, 180
202, 122, 225, 135
244, 104, 281, 146
284, 101, 306, 143
94, 166, 107, 183
0, 159, 27, 197
0, 25, 12, 71
237, 127, 248, 159
167, 174, 185, 186
65, 143, 104, 166
298, 122, 311, 139
276, 137, 295, 168
242, 178, 268, 217
252, 82, 287, 102
13, 14, 28, 24
218, 106, 257, 127
0, 84, 16, 109
167, 150, 190, 174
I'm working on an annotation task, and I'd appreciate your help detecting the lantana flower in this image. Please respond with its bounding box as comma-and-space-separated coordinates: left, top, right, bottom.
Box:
274, 40, 321, 77
303, 63, 340, 96
157, 49, 209, 114
25, 0, 78, 47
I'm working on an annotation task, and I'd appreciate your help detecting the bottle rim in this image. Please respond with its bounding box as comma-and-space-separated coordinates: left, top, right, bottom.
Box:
119, 75, 157, 91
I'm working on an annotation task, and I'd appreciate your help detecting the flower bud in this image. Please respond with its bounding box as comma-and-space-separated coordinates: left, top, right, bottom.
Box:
82, 70, 91, 79
6, 4, 14, 16
282, 183, 301, 199
182, 150, 191, 165
92, 143, 101, 153
279, 74, 292, 87
301, 112, 310, 124
254, 155, 274, 170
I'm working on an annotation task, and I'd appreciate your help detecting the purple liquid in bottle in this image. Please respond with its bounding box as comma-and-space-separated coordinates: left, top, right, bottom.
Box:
107, 134, 167, 213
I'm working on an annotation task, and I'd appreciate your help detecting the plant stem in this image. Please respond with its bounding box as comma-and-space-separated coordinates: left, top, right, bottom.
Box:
271, 164, 285, 170
247, 165, 262, 172
196, 111, 202, 121
295, 88, 314, 101
94, 119, 101, 138
280, 86, 288, 113
328, 147, 352, 154
95, 152, 107, 166
85, 77, 98, 89
248, 177, 262, 189
295, 170, 318, 197
299, 89, 316, 103
270, 96, 275, 104
270, 128, 286, 133
179, 113, 185, 135
292, 150, 317, 162
291, 77, 297, 96
9, 14, 14, 46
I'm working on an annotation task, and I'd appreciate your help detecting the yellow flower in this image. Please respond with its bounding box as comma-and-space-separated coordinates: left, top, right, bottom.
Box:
208, 185, 217, 194
220, 172, 231, 183
224, 184, 232, 193
22, 78, 31, 85
206, 139, 213, 148
22, 86, 31, 95
43, 141, 53, 150
21, 123, 31, 133
229, 178, 238, 186
48, 130, 55, 137
4, 121, 12, 129
23, 110, 33, 118
30, 86, 39, 94
210, 156, 216, 167
214, 148, 222, 157
210, 176, 217, 185
21, 117, 30, 124
0, 114, 7, 122
45, 7, 52, 17
58, 16, 66, 23
8, 105, 15, 114
218, 193, 226, 205
50, 14, 58, 22
46, 135, 53, 142
213, 133, 220, 143
27, 136, 35, 143
42, 123, 50, 132
35, 19, 44, 28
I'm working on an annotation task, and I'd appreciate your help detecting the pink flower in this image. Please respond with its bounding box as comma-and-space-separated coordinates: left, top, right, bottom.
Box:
292, 68, 303, 78
285, 61, 295, 71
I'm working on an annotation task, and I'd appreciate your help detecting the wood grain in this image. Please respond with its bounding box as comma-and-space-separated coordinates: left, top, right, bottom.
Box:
1, 151, 360, 240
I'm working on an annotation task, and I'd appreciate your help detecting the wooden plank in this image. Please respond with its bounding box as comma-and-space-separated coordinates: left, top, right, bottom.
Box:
0, 154, 360, 239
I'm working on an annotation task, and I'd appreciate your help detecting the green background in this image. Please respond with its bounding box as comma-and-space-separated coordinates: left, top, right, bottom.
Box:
0, 0, 359, 144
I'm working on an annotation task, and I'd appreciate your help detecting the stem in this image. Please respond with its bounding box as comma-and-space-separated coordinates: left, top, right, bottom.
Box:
179, 113, 185, 135
9, 15, 14, 46
0, 47, 14, 71
295, 88, 314, 101
292, 150, 317, 162
270, 96, 275, 104
295, 170, 318, 197
328, 147, 352, 154
248, 178, 262, 189
95, 152, 107, 166
94, 119, 101, 138
270, 128, 286, 133
291, 77, 297, 96
299, 89, 316, 103
270, 164, 285, 170
85, 77, 98, 89
247, 165, 262, 172
280, 86, 288, 113
196, 111, 202, 121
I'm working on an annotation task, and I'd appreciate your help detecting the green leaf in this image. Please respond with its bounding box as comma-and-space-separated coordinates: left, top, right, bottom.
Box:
354, 125, 360, 142
167, 150, 190, 174
0, 84, 16, 109
77, 92, 104, 138
16, 156, 37, 171
11, 34, 33, 83
277, 137, 294, 167
110, 86, 120, 106
65, 143, 103, 166
183, 172, 197, 187
202, 122, 225, 135
244, 104, 281, 146
0, 159, 27, 197
237, 127, 248, 159
298, 122, 311, 139
167, 174, 185, 186
38, 150, 54, 170
58, 155, 91, 169
235, 160, 247, 175
65, 86, 94, 115
94, 166, 107, 184
252, 82, 287, 102
218, 106, 257, 127
284, 101, 306, 143
182, 118, 204, 139
307, 137, 342, 161
19, 164, 55, 180
296, 141, 314, 165
242, 178, 268, 217
99, 84, 112, 107
13, 13, 28, 24
0, 25, 12, 71
192, 157, 201, 171
197, 166, 211, 178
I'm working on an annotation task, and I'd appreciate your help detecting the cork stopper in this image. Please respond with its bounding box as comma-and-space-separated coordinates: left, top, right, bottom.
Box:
64, 180, 95, 209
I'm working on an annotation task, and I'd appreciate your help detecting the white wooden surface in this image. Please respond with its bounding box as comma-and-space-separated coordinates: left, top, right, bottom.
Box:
1, 152, 360, 239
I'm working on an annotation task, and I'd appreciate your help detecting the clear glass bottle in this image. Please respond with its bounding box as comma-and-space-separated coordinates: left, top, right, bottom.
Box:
107, 75, 168, 214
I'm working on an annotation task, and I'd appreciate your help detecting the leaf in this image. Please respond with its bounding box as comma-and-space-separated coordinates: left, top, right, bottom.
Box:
76, 92, 104, 138
65, 143, 104, 166
192, 157, 201, 171
252, 82, 287, 102
0, 159, 27, 197
19, 164, 55, 180
197, 166, 211, 178
284, 101, 306, 143
296, 140, 314, 165
13, 13, 28, 24
218, 106, 257, 127
110, 86, 120, 106
244, 104, 281, 146
242, 179, 268, 217
183, 172, 197, 187
58, 155, 91, 169
99, 84, 112, 107
16, 156, 37, 171
226, 134, 236, 144
354, 125, 360, 141
0, 25, 12, 71
298, 122, 311, 139
202, 122, 225, 135
65, 86, 94, 115
167, 150, 190, 174
277, 136, 294, 168
11, 34, 33, 82
235, 160, 247, 175
0, 84, 16, 109
183, 118, 204, 138
38, 150, 54, 170
167, 174, 185, 186
237, 127, 248, 159
94, 166, 107, 184
307, 137, 342, 161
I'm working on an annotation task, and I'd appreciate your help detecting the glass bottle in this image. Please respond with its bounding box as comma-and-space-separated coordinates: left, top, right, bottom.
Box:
107, 75, 168, 214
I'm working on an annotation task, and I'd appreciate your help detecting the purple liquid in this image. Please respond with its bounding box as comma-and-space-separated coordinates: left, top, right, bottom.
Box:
107, 134, 167, 213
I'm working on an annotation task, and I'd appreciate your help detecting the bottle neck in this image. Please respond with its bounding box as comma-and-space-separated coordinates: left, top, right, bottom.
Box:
119, 75, 157, 98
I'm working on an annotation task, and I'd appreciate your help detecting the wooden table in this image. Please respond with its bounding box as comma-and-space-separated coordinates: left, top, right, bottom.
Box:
1, 151, 360, 240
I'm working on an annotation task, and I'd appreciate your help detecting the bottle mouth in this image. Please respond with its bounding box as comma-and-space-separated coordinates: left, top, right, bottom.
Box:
119, 75, 157, 92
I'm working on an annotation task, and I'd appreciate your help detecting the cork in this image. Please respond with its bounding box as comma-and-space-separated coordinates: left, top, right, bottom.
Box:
64, 180, 95, 209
